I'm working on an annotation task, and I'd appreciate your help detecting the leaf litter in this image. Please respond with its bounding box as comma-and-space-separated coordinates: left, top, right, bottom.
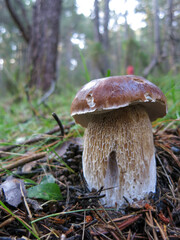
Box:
0, 118, 179, 240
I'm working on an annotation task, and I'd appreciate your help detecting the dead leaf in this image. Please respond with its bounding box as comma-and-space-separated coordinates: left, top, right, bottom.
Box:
0, 176, 27, 207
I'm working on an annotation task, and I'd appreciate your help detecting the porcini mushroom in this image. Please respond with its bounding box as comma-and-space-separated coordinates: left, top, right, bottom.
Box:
71, 75, 167, 207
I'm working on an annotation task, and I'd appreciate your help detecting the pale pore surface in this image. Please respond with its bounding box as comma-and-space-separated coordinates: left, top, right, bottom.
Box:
83, 105, 156, 206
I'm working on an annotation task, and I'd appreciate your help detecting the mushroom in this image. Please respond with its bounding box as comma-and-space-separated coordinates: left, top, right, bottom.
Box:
71, 75, 167, 207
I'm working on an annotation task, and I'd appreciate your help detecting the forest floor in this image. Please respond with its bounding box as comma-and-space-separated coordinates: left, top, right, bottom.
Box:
0, 114, 179, 239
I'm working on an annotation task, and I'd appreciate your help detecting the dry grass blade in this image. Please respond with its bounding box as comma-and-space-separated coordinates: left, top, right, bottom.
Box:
82, 210, 86, 240
145, 211, 158, 240
156, 142, 180, 168
20, 182, 40, 238
0, 205, 34, 233
98, 201, 126, 240
156, 154, 175, 197
0, 151, 29, 156
0, 152, 46, 173
0, 124, 71, 153
108, 213, 140, 223
154, 218, 168, 240
116, 214, 142, 231
110, 230, 121, 240
126, 230, 131, 240
0, 216, 15, 228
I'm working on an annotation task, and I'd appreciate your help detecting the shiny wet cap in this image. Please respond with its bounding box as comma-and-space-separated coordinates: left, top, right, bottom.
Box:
71, 75, 167, 127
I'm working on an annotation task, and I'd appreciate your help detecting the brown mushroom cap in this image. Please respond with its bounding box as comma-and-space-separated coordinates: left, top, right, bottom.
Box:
71, 75, 167, 127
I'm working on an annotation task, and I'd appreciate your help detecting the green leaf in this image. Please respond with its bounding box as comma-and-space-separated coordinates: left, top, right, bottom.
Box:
41, 174, 56, 184
27, 183, 62, 201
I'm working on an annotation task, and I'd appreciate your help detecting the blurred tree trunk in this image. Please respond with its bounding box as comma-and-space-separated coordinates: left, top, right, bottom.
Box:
154, 0, 161, 60
5, 0, 62, 92
29, 0, 62, 91
94, 0, 102, 43
167, 0, 176, 73
103, 0, 110, 50
124, 1, 129, 41
143, 0, 161, 77
93, 0, 110, 76
123, 1, 131, 71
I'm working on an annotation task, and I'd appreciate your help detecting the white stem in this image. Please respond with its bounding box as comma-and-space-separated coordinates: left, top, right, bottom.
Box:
83, 105, 156, 207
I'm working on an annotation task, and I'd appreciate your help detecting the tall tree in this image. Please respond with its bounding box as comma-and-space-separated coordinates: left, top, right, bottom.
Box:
167, 0, 176, 73
154, 0, 161, 59
29, 0, 61, 91
93, 0, 110, 76
5, 0, 62, 92
143, 0, 161, 76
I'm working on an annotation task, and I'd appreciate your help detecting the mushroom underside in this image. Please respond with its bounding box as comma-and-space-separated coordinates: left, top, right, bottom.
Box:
83, 105, 156, 207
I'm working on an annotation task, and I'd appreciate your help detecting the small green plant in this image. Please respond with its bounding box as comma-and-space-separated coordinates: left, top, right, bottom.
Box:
27, 174, 63, 201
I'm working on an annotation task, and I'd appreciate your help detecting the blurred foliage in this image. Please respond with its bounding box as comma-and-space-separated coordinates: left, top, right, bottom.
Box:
122, 38, 149, 73
0, 0, 179, 143
150, 73, 180, 120
0, 72, 179, 145
0, 0, 180, 95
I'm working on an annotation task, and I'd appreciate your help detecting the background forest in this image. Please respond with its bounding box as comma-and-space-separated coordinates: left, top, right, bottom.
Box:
0, 0, 180, 139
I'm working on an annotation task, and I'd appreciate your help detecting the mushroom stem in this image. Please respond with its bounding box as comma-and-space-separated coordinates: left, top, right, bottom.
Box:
83, 105, 156, 206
